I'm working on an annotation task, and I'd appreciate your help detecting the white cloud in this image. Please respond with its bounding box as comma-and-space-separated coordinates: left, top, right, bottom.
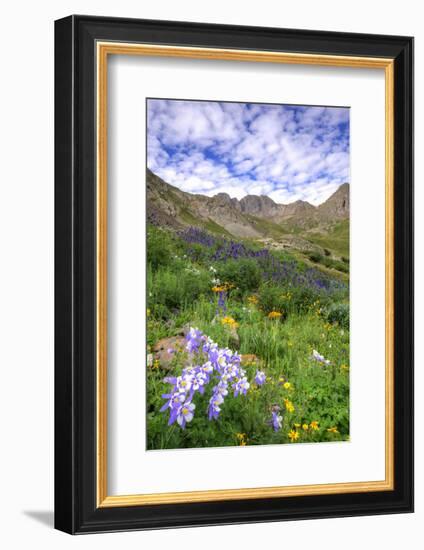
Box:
147, 99, 349, 205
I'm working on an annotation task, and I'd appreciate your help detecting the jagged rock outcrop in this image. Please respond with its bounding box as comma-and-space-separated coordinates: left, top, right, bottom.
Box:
146, 168, 349, 239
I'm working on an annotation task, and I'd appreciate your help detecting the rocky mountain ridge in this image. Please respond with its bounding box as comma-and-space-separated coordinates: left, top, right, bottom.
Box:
146, 168, 349, 240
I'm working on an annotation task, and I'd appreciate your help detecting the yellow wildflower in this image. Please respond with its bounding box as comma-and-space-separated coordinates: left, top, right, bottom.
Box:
294, 423, 301, 428
302, 423, 309, 431
236, 433, 247, 446
309, 420, 319, 431
212, 285, 226, 293
268, 311, 282, 319
221, 316, 239, 328
247, 295, 259, 305
283, 382, 292, 390
241, 354, 258, 366
327, 426, 339, 434
284, 398, 295, 413
288, 429, 299, 442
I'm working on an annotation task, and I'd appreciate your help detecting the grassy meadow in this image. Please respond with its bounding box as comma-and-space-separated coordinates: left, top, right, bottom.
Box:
146, 224, 350, 450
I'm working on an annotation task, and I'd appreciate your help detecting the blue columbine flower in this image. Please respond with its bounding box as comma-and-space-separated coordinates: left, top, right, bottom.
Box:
233, 377, 250, 397
271, 410, 283, 431
311, 349, 331, 365
176, 402, 196, 429
254, 370, 266, 386
161, 327, 250, 428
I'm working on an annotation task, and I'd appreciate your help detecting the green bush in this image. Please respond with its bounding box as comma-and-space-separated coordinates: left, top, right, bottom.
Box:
325, 302, 349, 329
148, 266, 211, 317
308, 252, 323, 263
147, 226, 173, 269
321, 256, 349, 274
258, 284, 286, 315
215, 258, 262, 293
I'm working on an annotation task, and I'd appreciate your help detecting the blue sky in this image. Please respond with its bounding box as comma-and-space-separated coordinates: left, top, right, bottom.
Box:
147, 99, 349, 205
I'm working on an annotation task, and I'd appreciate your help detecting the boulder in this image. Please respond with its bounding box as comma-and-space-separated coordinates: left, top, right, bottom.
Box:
152, 335, 186, 371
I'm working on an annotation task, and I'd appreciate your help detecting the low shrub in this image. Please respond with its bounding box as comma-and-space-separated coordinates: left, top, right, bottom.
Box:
148, 266, 211, 317
215, 258, 262, 293
308, 252, 323, 263
147, 225, 173, 269
325, 302, 349, 329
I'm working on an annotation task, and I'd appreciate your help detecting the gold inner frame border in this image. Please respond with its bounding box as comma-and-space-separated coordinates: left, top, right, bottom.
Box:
96, 42, 394, 508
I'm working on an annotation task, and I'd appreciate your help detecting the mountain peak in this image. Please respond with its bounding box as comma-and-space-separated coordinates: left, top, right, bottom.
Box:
146, 169, 349, 239
317, 183, 349, 219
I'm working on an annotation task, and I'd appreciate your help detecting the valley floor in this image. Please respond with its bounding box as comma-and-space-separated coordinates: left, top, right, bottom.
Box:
146, 225, 350, 450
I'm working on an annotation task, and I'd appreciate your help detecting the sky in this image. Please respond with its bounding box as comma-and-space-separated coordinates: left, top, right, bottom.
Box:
147, 99, 350, 206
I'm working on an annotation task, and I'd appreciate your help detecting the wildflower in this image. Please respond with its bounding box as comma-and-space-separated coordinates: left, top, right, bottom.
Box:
153, 359, 160, 370
309, 420, 319, 431
268, 311, 282, 319
288, 429, 299, 442
254, 370, 266, 386
208, 392, 224, 420
283, 382, 292, 390
247, 295, 259, 305
212, 285, 226, 293
176, 402, 196, 429
146, 353, 153, 368
327, 426, 339, 434
161, 327, 249, 428
217, 291, 227, 314
311, 349, 331, 365
302, 423, 309, 431
340, 364, 349, 371
221, 316, 239, 328
160, 391, 185, 414
233, 377, 250, 397
241, 354, 258, 366
236, 432, 247, 446
270, 411, 283, 431
284, 398, 295, 413
278, 376, 286, 385
185, 327, 203, 353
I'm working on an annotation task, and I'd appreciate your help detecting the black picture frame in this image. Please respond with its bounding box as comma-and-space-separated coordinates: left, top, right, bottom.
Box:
55, 14, 414, 534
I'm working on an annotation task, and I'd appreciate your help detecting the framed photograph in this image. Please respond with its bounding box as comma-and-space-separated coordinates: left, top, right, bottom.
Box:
54, 15, 414, 534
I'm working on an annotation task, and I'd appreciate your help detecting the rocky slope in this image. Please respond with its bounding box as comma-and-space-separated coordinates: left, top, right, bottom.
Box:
146, 168, 349, 241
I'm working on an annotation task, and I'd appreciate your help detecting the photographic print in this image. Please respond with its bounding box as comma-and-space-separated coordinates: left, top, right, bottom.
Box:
146, 98, 350, 450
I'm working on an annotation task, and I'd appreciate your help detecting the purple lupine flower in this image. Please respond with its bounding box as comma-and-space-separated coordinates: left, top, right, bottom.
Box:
254, 370, 266, 386
217, 291, 227, 315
